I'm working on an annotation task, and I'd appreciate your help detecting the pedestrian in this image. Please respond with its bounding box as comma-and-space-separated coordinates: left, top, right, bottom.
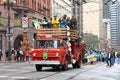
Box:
0, 49, 2, 61
11, 48, 15, 62
109, 48, 115, 66
116, 52, 120, 64
16, 49, 20, 62
106, 49, 112, 67
19, 48, 24, 62
5, 49, 11, 61
99, 51, 103, 62
83, 51, 88, 64
25, 51, 30, 62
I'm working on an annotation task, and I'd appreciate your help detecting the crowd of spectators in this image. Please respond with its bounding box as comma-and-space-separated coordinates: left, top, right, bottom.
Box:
82, 48, 119, 67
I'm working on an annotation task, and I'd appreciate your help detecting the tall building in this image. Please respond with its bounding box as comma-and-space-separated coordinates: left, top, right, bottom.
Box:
0, 0, 51, 59
102, 0, 111, 48
109, 1, 119, 46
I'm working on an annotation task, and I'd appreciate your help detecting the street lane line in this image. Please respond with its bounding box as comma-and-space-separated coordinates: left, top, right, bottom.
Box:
0, 75, 8, 78
11, 76, 27, 79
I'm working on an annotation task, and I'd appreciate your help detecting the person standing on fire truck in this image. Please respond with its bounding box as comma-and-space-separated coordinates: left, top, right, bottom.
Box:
51, 15, 59, 28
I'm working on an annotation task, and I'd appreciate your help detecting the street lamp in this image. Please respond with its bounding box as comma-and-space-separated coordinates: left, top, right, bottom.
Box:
3, 0, 14, 61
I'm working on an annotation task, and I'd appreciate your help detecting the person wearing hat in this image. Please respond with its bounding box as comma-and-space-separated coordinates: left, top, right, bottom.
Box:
43, 16, 49, 28
51, 15, 59, 28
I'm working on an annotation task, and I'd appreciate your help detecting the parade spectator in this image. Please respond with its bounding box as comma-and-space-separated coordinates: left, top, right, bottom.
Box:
59, 15, 67, 28
16, 49, 20, 62
83, 51, 88, 64
25, 51, 30, 62
11, 48, 15, 62
5, 49, 11, 61
5, 50, 8, 61
51, 15, 59, 28
111, 49, 116, 66
99, 51, 103, 62
0, 49, 2, 61
19, 48, 24, 62
116, 52, 120, 64
106, 49, 112, 67
101, 50, 106, 62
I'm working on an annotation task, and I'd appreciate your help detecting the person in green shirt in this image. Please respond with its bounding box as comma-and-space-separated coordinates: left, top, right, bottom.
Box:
32, 17, 37, 27
38, 19, 42, 28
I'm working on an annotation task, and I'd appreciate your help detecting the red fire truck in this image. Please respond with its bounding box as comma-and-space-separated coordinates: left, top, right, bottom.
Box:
30, 28, 85, 71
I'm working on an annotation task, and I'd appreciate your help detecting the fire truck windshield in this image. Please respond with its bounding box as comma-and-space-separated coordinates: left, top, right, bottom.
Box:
36, 40, 60, 49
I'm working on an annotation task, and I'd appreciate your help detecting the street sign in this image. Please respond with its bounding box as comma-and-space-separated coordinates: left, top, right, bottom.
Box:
22, 17, 28, 28
6, 33, 13, 37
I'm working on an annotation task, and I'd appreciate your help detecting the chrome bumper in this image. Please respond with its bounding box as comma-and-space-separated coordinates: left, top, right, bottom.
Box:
30, 60, 61, 65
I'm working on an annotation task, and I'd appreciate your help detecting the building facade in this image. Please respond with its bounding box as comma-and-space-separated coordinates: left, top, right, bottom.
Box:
83, 0, 104, 50
71, 0, 83, 36
51, 0, 72, 18
109, 1, 119, 46
102, 0, 111, 48
0, 0, 51, 59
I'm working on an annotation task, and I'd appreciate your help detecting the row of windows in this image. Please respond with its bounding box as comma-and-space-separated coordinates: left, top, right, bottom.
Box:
10, 0, 50, 15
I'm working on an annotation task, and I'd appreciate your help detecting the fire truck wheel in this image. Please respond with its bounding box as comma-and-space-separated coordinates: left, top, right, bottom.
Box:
76, 57, 81, 68
72, 63, 76, 68
35, 65, 42, 71
62, 56, 68, 71
62, 63, 68, 71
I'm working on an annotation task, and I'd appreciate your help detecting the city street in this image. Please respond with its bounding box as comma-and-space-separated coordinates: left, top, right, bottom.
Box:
0, 62, 119, 80
0, 0, 120, 80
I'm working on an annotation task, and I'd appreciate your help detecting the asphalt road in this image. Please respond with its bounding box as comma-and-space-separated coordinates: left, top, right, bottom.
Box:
0, 62, 119, 80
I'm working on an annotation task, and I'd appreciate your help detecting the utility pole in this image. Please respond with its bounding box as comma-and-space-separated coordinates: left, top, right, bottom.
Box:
3, 0, 14, 61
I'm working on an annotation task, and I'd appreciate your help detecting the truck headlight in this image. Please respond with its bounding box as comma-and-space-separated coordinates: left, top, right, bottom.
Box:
56, 52, 59, 57
33, 53, 36, 56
